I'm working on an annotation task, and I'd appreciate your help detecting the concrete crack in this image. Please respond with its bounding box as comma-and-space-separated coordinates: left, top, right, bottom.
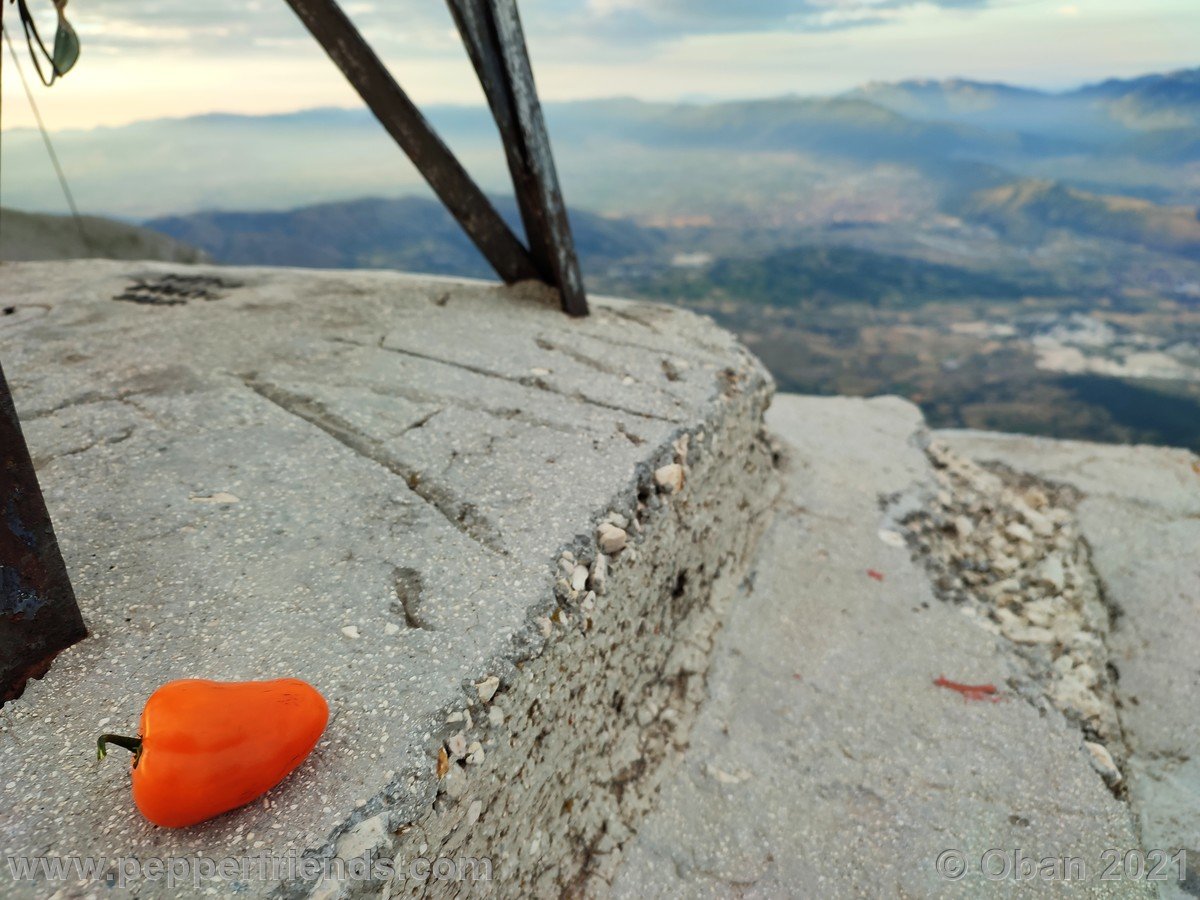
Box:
579, 327, 731, 361
21, 391, 117, 421
392, 566, 429, 630
339, 373, 595, 437
329, 335, 680, 426
536, 335, 694, 407
535, 336, 624, 377
903, 441, 1130, 797
373, 341, 682, 424
402, 408, 442, 434
33, 425, 136, 467
602, 306, 663, 333
242, 377, 506, 555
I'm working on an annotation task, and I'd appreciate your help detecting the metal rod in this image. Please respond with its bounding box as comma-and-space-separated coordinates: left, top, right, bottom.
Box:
282, 0, 541, 285
447, 0, 588, 316
0, 360, 86, 704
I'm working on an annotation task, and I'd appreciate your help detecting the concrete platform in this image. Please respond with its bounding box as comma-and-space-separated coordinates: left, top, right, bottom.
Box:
0, 261, 776, 897
611, 397, 1157, 897
937, 429, 1200, 899
5, 260, 1196, 899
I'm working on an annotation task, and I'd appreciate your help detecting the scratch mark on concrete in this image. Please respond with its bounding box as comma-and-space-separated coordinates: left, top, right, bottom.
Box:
242, 377, 506, 555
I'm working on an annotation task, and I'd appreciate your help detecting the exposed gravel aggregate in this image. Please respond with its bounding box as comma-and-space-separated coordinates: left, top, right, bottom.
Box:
904, 440, 1126, 786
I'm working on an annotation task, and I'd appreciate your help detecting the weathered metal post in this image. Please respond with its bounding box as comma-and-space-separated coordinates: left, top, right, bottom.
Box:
281, 0, 541, 287
282, 0, 588, 315
0, 361, 86, 702
446, 0, 588, 316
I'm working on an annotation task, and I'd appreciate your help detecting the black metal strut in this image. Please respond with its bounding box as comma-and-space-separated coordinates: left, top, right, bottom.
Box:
283, 0, 588, 316
0, 361, 86, 702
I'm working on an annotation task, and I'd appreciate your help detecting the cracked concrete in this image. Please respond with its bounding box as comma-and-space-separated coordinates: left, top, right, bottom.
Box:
240, 376, 507, 556
611, 396, 1149, 898
5, 260, 1194, 898
0, 261, 772, 898
900, 442, 1128, 789
937, 429, 1200, 899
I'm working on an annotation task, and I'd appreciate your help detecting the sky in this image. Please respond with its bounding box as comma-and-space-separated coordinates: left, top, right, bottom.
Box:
0, 0, 1197, 131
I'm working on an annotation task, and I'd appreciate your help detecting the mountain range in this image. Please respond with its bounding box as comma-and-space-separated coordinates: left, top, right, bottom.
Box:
4, 67, 1199, 220
6, 66, 1200, 452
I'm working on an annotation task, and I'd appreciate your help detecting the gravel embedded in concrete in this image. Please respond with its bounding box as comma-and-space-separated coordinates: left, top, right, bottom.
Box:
902, 440, 1124, 772
937, 428, 1200, 900
611, 396, 1144, 898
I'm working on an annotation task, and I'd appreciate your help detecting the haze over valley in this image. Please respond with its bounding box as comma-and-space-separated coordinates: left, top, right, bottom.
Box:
5, 67, 1200, 449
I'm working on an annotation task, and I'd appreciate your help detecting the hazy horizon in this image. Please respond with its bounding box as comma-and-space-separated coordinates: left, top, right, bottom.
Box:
2, 61, 1196, 138
1, 0, 1198, 131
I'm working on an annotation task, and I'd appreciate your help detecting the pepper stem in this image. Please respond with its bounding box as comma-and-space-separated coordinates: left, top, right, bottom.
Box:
97, 733, 144, 767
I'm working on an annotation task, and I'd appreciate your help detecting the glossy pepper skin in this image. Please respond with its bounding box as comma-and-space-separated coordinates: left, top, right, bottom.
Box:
98, 678, 328, 828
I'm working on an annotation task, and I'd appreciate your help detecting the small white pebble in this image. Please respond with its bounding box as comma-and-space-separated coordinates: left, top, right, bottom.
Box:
596, 523, 627, 555
654, 463, 685, 493
383, 622, 400, 636
673, 433, 690, 463
341, 625, 361, 640
589, 554, 609, 596
189, 491, 240, 504
1006, 522, 1034, 544
465, 799, 483, 829
877, 529, 905, 548
1085, 741, 1122, 783
570, 565, 588, 592
475, 676, 500, 703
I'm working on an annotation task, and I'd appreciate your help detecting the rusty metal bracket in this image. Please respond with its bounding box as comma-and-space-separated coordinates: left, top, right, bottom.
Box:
282, 0, 588, 316
0, 360, 86, 703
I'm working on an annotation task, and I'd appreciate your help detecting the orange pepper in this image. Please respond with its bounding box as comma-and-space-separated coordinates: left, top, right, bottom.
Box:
97, 678, 328, 828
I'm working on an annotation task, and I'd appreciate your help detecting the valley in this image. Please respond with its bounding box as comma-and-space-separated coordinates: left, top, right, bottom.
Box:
7, 66, 1200, 450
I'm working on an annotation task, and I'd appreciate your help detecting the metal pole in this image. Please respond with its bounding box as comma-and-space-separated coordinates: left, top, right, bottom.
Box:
282, 0, 541, 286
446, 0, 588, 315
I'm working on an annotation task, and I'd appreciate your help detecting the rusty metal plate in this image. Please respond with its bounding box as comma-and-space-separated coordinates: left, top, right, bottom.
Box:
0, 361, 86, 703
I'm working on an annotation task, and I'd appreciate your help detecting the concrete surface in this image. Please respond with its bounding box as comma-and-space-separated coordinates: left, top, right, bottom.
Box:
0, 261, 775, 898
611, 396, 1149, 898
938, 429, 1200, 899
4, 258, 1195, 899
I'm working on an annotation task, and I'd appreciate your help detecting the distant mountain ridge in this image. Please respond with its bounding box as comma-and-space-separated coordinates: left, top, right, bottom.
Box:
0, 207, 204, 263
4, 64, 1199, 218
7, 66, 1199, 461
146, 196, 662, 277
952, 179, 1200, 254
849, 67, 1200, 136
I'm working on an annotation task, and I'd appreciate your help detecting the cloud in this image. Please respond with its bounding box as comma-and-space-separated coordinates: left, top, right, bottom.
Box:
67, 0, 994, 58
561, 0, 992, 40
70, 0, 460, 56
